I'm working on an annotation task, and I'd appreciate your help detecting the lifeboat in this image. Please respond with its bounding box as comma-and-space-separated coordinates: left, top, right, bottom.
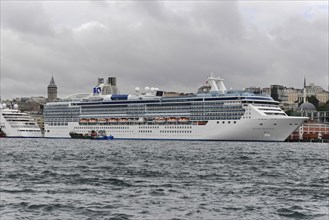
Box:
154, 117, 166, 124
167, 117, 177, 123
89, 118, 97, 124
197, 121, 207, 125
98, 118, 107, 124
118, 118, 128, 123
108, 118, 118, 123
79, 118, 89, 124
178, 117, 189, 123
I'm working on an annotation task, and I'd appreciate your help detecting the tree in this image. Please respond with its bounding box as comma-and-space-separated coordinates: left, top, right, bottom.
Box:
285, 109, 292, 116
318, 103, 329, 111
307, 95, 319, 109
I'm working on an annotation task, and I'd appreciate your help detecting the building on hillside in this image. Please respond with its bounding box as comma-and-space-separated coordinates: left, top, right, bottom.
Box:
287, 89, 303, 103
305, 82, 325, 96
262, 87, 271, 96
316, 91, 329, 104
284, 78, 328, 110
9, 96, 46, 112
244, 87, 261, 94
270, 85, 293, 101
303, 78, 328, 103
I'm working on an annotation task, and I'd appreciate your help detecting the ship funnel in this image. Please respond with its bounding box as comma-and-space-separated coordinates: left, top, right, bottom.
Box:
207, 74, 227, 94
98, 78, 104, 84
108, 77, 117, 86
92, 76, 119, 96
100, 76, 118, 95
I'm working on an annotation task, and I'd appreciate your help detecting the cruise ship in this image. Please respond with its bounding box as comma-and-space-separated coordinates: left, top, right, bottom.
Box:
43, 75, 307, 141
0, 103, 42, 138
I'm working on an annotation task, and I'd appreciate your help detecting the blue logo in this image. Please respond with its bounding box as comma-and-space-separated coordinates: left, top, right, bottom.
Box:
93, 87, 101, 94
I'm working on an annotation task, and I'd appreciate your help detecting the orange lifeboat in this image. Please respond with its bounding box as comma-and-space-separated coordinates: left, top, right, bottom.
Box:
167, 117, 177, 123
178, 117, 189, 123
89, 118, 97, 124
98, 118, 107, 124
108, 118, 118, 123
79, 118, 89, 124
118, 118, 128, 123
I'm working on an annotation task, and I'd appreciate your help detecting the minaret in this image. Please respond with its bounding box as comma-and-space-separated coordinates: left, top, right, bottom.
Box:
47, 76, 57, 102
303, 77, 307, 103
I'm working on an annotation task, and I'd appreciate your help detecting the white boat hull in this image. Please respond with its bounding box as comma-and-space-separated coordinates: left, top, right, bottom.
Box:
44, 116, 306, 141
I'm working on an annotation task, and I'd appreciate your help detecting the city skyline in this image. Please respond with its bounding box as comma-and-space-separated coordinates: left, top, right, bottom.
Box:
1, 1, 328, 99
2, 74, 328, 102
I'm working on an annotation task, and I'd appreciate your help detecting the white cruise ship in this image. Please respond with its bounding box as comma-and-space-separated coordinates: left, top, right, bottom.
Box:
0, 103, 42, 138
43, 75, 307, 141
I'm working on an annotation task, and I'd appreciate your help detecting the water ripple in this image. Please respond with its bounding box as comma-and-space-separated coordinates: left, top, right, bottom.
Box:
0, 139, 328, 219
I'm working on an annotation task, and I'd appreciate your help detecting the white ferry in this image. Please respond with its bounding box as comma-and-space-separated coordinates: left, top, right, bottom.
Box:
0, 103, 42, 138
44, 75, 307, 141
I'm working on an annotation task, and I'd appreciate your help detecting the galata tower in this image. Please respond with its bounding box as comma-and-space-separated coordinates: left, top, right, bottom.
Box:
47, 76, 57, 102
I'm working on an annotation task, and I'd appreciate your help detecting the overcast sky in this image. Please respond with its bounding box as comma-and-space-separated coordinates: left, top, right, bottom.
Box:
1, 1, 328, 99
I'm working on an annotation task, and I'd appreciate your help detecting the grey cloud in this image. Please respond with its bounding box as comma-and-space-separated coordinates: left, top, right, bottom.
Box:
132, 1, 169, 22
0, 1, 328, 99
89, 0, 109, 8
1, 1, 54, 35
191, 1, 244, 40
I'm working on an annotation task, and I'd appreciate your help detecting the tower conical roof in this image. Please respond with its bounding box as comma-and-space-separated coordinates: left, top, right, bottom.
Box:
48, 76, 57, 88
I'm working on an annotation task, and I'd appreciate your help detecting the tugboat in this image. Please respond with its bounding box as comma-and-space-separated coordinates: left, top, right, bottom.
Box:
69, 130, 114, 140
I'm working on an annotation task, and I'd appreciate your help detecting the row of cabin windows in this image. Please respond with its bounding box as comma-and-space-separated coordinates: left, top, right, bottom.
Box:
79, 105, 244, 113
160, 130, 192, 133
217, 121, 237, 124
74, 126, 129, 130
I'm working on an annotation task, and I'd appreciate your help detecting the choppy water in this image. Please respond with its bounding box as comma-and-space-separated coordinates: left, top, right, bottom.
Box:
0, 139, 328, 220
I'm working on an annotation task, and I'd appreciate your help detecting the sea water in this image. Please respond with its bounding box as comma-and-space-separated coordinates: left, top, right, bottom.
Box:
0, 139, 328, 220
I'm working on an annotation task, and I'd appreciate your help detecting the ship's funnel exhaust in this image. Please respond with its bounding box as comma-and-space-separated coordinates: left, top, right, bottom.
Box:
108, 77, 117, 86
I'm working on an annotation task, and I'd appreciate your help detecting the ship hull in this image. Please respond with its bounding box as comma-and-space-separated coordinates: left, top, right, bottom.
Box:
1, 129, 43, 138
44, 116, 306, 142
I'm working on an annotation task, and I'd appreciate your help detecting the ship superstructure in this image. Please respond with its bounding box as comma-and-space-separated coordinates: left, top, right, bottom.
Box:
0, 104, 42, 138
43, 75, 307, 141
